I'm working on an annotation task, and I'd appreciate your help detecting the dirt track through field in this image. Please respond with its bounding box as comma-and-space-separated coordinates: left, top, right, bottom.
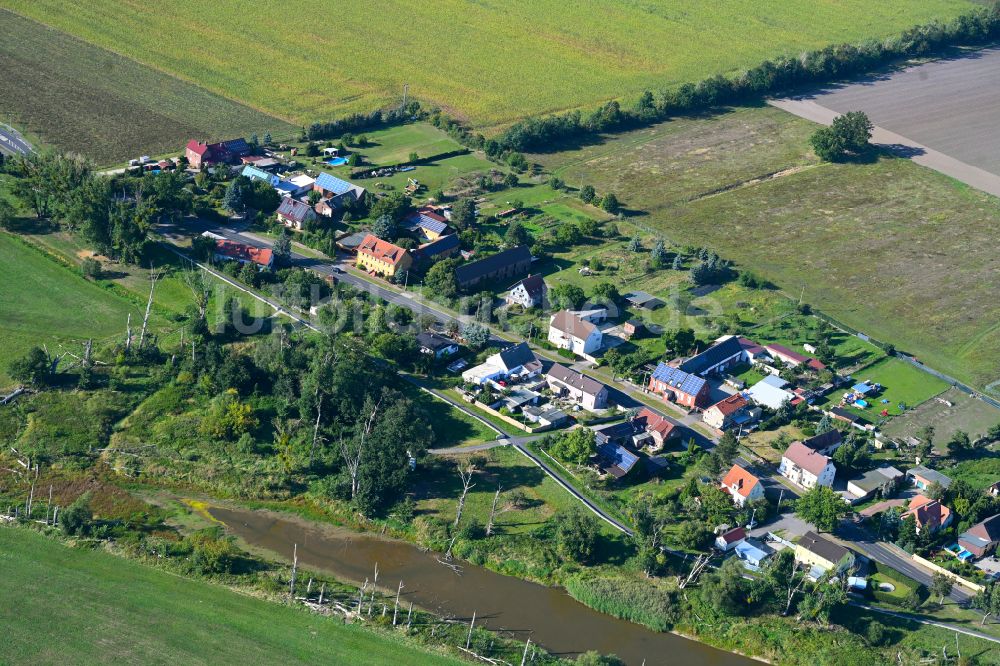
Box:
770, 47, 1000, 197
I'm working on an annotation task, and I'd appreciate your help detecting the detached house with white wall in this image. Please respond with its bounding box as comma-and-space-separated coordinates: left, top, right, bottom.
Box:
548, 310, 603, 356
779, 441, 836, 489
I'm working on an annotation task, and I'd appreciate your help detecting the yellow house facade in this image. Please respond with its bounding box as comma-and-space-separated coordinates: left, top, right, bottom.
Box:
356, 234, 412, 278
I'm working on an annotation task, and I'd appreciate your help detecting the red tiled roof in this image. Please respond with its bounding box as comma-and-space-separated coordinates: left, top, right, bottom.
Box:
633, 408, 676, 440
766, 344, 809, 364
358, 234, 409, 266
214, 239, 272, 267
708, 393, 748, 417
719, 526, 746, 544
903, 495, 951, 530
186, 140, 209, 156
783, 441, 832, 477
721, 464, 761, 499
737, 336, 766, 355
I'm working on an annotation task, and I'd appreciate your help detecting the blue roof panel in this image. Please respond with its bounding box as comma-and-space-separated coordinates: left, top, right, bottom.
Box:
597, 441, 638, 474
315, 172, 354, 195
650, 363, 706, 396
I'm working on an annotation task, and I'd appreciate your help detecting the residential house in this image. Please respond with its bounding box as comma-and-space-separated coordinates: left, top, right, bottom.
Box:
356, 234, 412, 278
313, 172, 366, 207
903, 495, 953, 534
987, 481, 1000, 498
505, 275, 547, 309
746, 375, 795, 410
314, 199, 337, 218
624, 291, 665, 310
779, 441, 836, 489
622, 319, 645, 340
596, 441, 639, 479
680, 336, 745, 376
455, 245, 532, 290
720, 464, 764, 507
403, 210, 450, 241
958, 514, 1000, 559
735, 538, 773, 570
276, 197, 316, 231
799, 429, 844, 456
647, 363, 710, 409
906, 466, 952, 492
765, 343, 826, 371
522, 406, 568, 428
461, 342, 542, 385
715, 527, 746, 552
829, 406, 874, 431
846, 466, 904, 501
213, 239, 273, 269
416, 332, 459, 358
185, 137, 250, 168
631, 408, 677, 451
545, 364, 609, 411
703, 393, 755, 430
727, 336, 769, 363
548, 310, 603, 356
794, 531, 855, 576
241, 164, 280, 187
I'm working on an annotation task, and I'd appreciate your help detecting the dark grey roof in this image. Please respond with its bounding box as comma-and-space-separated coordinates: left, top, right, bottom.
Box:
546, 363, 606, 396
798, 531, 852, 566
414, 233, 460, 260
802, 429, 843, 452
455, 246, 531, 285
277, 197, 311, 222
625, 291, 665, 309
416, 331, 456, 351
496, 342, 536, 371
906, 466, 953, 488
679, 336, 743, 375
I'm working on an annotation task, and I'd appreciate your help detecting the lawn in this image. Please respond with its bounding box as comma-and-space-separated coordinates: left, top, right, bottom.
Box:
0, 233, 150, 386
534, 105, 1000, 393
354, 124, 466, 166
822, 357, 949, 419
0, 528, 461, 666
0, 1, 972, 128
882, 387, 1000, 450
0, 10, 294, 165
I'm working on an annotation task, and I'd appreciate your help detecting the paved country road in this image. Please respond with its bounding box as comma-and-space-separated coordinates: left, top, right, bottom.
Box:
0, 123, 33, 156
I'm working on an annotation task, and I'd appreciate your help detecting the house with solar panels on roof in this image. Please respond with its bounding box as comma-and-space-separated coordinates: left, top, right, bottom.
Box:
403, 209, 450, 242
647, 363, 710, 409
241, 164, 281, 187
596, 440, 639, 479
313, 172, 366, 209
276, 198, 316, 231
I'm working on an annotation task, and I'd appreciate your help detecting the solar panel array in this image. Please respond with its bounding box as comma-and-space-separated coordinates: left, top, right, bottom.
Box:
650, 362, 706, 396
597, 441, 639, 473
315, 172, 354, 196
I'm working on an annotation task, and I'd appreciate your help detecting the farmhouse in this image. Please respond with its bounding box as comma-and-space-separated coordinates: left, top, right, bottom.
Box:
412, 234, 461, 263
720, 464, 764, 507
276, 197, 316, 230
794, 531, 855, 576
703, 393, 755, 431
416, 331, 459, 358
356, 234, 412, 278
505, 274, 547, 309
185, 137, 251, 168
545, 364, 608, 411
462, 342, 541, 385
725, 335, 769, 363
455, 245, 532, 290
902, 495, 952, 534
746, 375, 795, 410
213, 239, 273, 269
765, 344, 826, 371
958, 514, 1000, 559
680, 336, 745, 376
548, 310, 603, 356
906, 466, 952, 491
241, 164, 280, 187
779, 441, 836, 489
314, 172, 366, 207
647, 363, 710, 409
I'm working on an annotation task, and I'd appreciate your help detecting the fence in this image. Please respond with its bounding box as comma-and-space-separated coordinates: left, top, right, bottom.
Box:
910, 553, 984, 593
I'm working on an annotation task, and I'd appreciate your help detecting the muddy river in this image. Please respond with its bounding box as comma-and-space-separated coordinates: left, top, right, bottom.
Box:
210, 506, 754, 666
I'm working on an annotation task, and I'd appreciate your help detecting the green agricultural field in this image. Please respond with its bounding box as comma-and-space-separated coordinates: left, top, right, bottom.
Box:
0, 10, 295, 165
0, 0, 973, 128
535, 105, 1000, 392
0, 233, 150, 386
882, 387, 1000, 448
0, 528, 461, 666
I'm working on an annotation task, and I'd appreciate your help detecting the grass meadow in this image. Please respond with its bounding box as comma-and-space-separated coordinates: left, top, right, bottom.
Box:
0, 0, 973, 128
0, 528, 462, 666
535, 105, 1000, 393
0, 10, 295, 165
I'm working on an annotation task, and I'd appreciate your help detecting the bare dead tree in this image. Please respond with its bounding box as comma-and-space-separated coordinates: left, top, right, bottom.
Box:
393, 580, 404, 625
466, 610, 476, 650
183, 268, 211, 322
781, 563, 810, 616
318, 583, 325, 606
678, 553, 713, 589
138, 269, 162, 350
45, 484, 53, 526
521, 638, 532, 666
485, 484, 515, 537
289, 543, 298, 598
124, 312, 133, 353
340, 399, 381, 500
454, 462, 477, 528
